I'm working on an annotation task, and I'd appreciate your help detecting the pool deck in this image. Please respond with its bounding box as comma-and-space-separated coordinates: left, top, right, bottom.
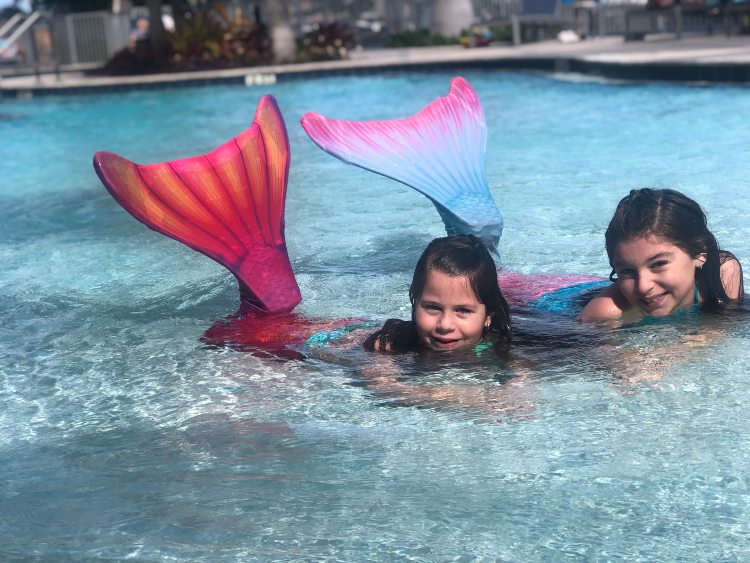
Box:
3, 34, 750, 96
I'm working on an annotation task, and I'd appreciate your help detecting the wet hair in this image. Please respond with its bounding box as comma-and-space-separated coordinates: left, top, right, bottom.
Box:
605, 188, 743, 309
364, 234, 511, 353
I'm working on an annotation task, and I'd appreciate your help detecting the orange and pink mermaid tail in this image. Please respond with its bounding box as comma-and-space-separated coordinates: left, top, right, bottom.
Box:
302, 77, 605, 312
201, 313, 371, 356
94, 95, 360, 351
94, 95, 301, 316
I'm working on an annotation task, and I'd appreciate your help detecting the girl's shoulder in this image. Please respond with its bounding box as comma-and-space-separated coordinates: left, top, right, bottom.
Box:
719, 252, 744, 300
578, 283, 633, 322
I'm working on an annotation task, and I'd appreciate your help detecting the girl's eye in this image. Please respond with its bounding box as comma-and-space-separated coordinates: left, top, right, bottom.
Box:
650, 260, 669, 270
456, 308, 473, 315
616, 268, 636, 279
422, 304, 441, 312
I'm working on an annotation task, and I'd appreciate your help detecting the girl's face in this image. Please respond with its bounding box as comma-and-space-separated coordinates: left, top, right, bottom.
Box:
414, 270, 491, 351
611, 235, 706, 317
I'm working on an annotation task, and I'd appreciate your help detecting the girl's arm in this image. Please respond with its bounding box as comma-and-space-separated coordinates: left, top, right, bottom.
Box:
356, 355, 534, 416
311, 325, 534, 416
578, 284, 636, 323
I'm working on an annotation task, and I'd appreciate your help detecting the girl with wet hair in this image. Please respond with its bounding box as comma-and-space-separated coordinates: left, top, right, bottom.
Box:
364, 234, 511, 354
580, 188, 744, 323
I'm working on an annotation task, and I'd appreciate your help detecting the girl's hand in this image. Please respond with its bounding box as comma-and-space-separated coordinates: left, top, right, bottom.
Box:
363, 319, 417, 353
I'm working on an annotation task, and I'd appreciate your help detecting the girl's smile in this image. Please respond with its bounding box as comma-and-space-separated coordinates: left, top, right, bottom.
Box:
612, 235, 705, 317
414, 270, 491, 351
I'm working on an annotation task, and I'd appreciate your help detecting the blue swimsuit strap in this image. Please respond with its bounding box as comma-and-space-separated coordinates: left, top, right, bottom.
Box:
304, 321, 381, 348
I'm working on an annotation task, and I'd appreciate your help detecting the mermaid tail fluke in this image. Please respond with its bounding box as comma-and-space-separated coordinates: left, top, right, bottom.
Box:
301, 77, 503, 254
93, 95, 301, 314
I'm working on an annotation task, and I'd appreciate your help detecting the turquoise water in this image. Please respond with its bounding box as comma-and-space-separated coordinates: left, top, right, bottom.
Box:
2, 71, 750, 559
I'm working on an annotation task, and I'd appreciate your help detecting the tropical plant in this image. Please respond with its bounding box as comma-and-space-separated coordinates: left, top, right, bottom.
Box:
297, 21, 357, 62
385, 29, 458, 48
169, 3, 271, 68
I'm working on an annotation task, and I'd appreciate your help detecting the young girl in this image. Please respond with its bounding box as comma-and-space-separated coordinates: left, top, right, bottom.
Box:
580, 188, 744, 323
363, 234, 512, 354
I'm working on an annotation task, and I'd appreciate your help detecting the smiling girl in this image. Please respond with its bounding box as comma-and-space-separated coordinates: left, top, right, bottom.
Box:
580, 188, 744, 323
364, 234, 512, 354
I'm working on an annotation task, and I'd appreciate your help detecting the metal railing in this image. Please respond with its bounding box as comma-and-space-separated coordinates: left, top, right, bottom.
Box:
0, 11, 59, 79
0, 11, 41, 59
289, 0, 526, 32
475, 0, 523, 20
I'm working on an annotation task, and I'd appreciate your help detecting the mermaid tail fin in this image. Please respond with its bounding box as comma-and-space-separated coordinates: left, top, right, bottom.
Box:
301, 77, 503, 254
93, 95, 301, 314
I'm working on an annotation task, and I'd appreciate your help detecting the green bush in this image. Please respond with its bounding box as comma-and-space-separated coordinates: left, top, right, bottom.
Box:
102, 4, 272, 74
297, 22, 358, 62
490, 25, 514, 44
169, 7, 271, 69
385, 29, 459, 48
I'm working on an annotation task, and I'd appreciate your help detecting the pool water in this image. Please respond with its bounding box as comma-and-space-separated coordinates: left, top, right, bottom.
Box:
2, 71, 750, 559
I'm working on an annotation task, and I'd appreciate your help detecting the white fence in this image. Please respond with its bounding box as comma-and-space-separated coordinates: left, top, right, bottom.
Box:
0, 10, 130, 70
56, 11, 130, 65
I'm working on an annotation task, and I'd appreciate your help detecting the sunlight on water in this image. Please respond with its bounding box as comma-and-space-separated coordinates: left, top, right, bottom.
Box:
2, 71, 750, 560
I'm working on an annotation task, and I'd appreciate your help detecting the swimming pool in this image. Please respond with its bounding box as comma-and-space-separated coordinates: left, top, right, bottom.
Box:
2, 71, 750, 559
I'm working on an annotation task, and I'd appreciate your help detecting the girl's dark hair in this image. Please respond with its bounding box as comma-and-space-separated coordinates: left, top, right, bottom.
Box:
364, 234, 511, 353
605, 188, 743, 309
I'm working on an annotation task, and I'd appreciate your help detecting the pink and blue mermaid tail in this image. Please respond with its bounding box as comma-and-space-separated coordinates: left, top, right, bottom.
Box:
94, 95, 361, 353
301, 77, 504, 256
302, 77, 608, 316
499, 273, 608, 316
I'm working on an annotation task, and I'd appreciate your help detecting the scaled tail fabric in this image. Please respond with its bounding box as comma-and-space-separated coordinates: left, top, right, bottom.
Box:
301, 77, 504, 255
93, 95, 301, 314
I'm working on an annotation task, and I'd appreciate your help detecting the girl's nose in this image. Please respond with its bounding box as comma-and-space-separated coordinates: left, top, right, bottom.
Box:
436, 313, 454, 332
636, 272, 653, 294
